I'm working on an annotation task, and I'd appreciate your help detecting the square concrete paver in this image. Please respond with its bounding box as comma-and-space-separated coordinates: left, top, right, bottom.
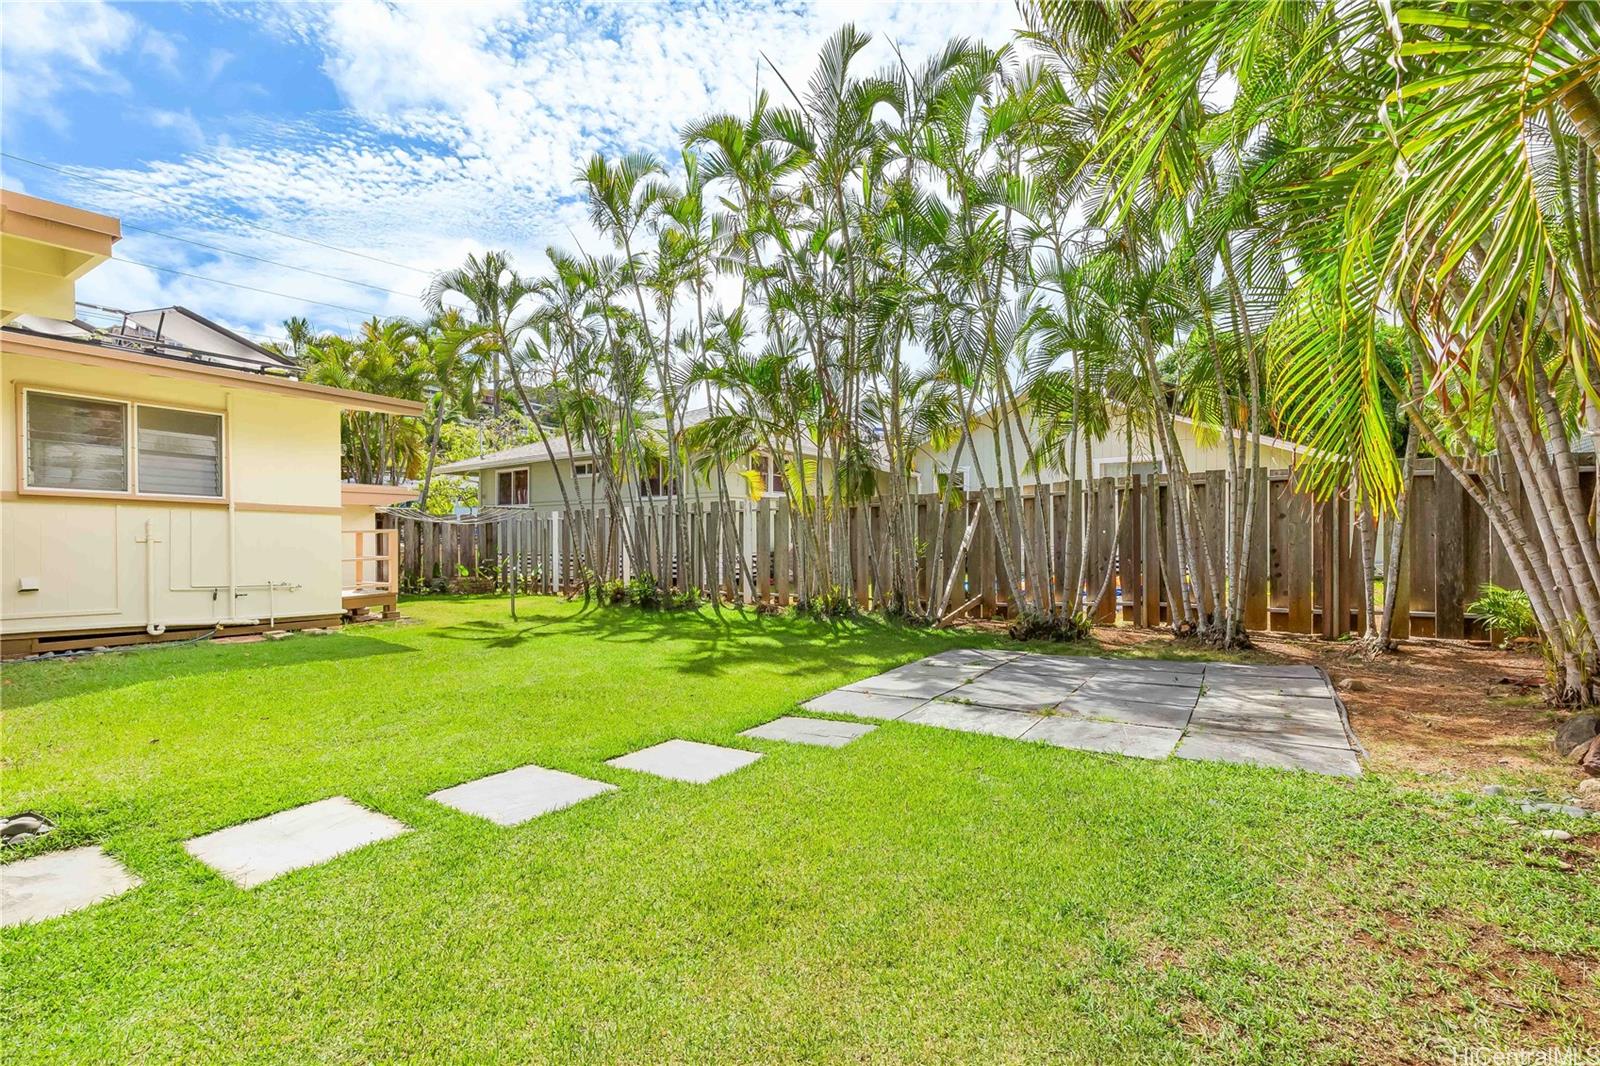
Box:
185, 796, 410, 889
1074, 677, 1202, 706
1, 846, 140, 927
1175, 731, 1361, 777
1056, 693, 1195, 729
1187, 704, 1350, 749
1204, 662, 1324, 681
1024, 716, 1185, 760
803, 688, 927, 720
951, 667, 1083, 712
844, 669, 968, 700
1204, 676, 1332, 700
429, 765, 616, 826
606, 739, 762, 783
901, 700, 1040, 739
1086, 664, 1206, 689
740, 716, 877, 748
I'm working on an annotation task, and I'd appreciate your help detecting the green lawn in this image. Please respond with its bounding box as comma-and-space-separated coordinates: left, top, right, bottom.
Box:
3, 596, 1595, 1063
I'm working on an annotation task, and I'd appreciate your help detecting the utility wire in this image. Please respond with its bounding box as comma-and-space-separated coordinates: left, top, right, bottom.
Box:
112, 255, 390, 318
117, 221, 424, 300
2, 151, 435, 277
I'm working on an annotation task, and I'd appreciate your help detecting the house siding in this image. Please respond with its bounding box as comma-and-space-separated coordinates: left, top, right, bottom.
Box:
1, 349, 344, 635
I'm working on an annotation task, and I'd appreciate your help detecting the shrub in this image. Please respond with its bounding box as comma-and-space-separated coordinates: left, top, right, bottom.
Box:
1467, 584, 1538, 648
1008, 610, 1093, 643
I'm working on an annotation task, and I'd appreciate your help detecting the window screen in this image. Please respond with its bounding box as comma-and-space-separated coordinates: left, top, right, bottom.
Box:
137, 406, 223, 497
25, 392, 129, 492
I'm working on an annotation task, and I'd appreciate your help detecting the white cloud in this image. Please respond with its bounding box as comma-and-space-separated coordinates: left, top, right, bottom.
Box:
14, 1, 1021, 340
0, 0, 139, 127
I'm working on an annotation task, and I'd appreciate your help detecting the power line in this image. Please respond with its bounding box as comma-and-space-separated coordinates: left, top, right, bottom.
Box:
117, 221, 424, 300
1, 151, 436, 277
112, 255, 391, 318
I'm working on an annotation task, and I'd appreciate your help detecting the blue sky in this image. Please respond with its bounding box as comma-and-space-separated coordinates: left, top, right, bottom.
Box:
1, 1, 1017, 343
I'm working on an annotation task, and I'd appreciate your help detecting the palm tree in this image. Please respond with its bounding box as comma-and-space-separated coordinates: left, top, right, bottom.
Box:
424, 251, 535, 418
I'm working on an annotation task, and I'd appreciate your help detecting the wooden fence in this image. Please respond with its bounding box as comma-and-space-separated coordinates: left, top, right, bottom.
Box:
385, 458, 1594, 638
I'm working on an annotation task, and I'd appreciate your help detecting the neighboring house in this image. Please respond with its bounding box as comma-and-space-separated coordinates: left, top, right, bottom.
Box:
435, 407, 837, 511
0, 191, 424, 657
911, 401, 1309, 493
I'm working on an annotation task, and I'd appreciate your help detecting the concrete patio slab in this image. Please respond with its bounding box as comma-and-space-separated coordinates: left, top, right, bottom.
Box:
1074, 678, 1202, 706
1203, 676, 1333, 699
901, 701, 1040, 739
952, 667, 1083, 712
740, 716, 878, 748
802, 688, 927, 720
1204, 662, 1324, 681
185, 796, 409, 889
1056, 694, 1196, 729
1187, 705, 1351, 748
1, 846, 140, 927
924, 648, 1021, 668
1192, 693, 1342, 719
843, 670, 967, 700
429, 765, 616, 827
1175, 731, 1361, 777
606, 739, 762, 783
1023, 717, 1184, 760
1083, 665, 1206, 689
1008, 653, 1106, 676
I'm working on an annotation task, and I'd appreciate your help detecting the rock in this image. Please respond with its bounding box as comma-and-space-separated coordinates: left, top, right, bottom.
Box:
263, 630, 291, 641
1554, 714, 1600, 756
1482, 784, 1507, 796
1337, 678, 1365, 693
1520, 801, 1591, 818
1, 812, 55, 846
1581, 736, 1600, 776
1574, 779, 1600, 810
1536, 829, 1574, 841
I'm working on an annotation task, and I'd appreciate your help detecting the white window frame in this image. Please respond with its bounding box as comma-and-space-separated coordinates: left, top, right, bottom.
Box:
751, 453, 786, 496
570, 459, 595, 478
18, 386, 228, 502
496, 467, 530, 505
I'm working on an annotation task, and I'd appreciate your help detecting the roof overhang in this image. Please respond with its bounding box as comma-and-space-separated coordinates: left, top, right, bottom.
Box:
341, 483, 420, 507
1, 191, 121, 325
1, 329, 425, 416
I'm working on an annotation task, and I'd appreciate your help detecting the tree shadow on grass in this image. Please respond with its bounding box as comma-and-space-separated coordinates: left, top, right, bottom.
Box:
2, 635, 412, 709
433, 601, 990, 680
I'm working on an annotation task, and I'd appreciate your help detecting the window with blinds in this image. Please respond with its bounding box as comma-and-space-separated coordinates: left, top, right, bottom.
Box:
137, 406, 223, 497
24, 392, 130, 492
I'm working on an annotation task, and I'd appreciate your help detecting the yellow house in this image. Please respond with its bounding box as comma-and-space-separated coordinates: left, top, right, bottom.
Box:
0, 191, 424, 657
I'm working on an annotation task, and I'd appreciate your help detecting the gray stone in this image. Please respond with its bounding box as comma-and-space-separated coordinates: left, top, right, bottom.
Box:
1, 846, 141, 927
184, 796, 409, 889
429, 765, 616, 826
1519, 801, 1591, 819
1482, 784, 1507, 796
801, 689, 927, 720
900, 701, 1040, 739
740, 715, 877, 748
1054, 694, 1194, 729
606, 739, 762, 784
1537, 829, 1574, 841
1553, 714, 1599, 756
1023, 717, 1183, 760
1175, 732, 1361, 777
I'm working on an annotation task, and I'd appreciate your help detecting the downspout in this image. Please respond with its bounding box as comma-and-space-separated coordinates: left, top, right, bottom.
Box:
226, 391, 239, 622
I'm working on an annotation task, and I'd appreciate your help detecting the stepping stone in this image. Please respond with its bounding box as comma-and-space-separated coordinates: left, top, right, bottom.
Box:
740, 716, 877, 748
1074, 677, 1202, 706
803, 689, 927, 720
1056, 694, 1195, 729
185, 796, 409, 889
1024, 717, 1184, 760
1, 846, 140, 927
429, 765, 616, 826
1175, 731, 1361, 777
900, 701, 1039, 739
606, 739, 761, 783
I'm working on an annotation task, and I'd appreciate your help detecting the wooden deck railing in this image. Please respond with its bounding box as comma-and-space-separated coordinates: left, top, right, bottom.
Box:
343, 527, 398, 616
